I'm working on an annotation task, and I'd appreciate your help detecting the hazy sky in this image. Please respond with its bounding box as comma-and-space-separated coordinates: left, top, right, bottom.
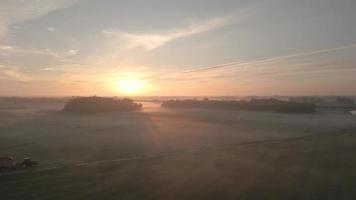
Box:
0, 0, 355, 96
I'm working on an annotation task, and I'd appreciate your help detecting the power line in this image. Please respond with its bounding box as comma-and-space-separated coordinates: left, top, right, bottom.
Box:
147, 42, 356, 81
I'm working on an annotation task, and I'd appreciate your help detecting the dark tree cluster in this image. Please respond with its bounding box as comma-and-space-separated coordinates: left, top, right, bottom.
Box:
289, 97, 326, 105
161, 98, 316, 113
63, 97, 142, 113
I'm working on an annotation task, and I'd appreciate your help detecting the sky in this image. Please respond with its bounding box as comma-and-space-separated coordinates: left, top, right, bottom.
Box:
0, 0, 356, 96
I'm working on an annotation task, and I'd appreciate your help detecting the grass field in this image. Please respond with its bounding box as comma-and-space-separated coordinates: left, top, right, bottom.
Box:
1, 101, 356, 199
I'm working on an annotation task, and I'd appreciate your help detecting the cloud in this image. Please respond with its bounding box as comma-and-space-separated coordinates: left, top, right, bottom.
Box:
0, 0, 78, 42
0, 45, 14, 50
67, 49, 79, 56
47, 27, 55, 32
0, 66, 31, 81
0, 45, 59, 58
43, 67, 56, 71
0, 45, 80, 59
102, 16, 236, 50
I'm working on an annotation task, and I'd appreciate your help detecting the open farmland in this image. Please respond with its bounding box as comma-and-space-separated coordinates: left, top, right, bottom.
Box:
1, 100, 356, 199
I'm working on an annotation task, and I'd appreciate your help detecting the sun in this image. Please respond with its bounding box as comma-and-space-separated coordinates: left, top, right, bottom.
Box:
116, 79, 145, 95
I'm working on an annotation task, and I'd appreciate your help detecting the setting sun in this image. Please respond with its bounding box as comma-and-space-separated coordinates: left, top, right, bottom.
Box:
117, 79, 145, 95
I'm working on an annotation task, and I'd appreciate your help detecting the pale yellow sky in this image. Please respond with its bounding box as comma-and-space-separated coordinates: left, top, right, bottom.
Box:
0, 0, 356, 96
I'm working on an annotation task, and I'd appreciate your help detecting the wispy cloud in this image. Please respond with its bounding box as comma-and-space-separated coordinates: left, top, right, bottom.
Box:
0, 0, 78, 42
0, 65, 31, 81
0, 45, 80, 59
47, 27, 56, 32
102, 15, 237, 50
43, 67, 56, 71
67, 49, 79, 56
0, 45, 14, 50
0, 45, 55, 57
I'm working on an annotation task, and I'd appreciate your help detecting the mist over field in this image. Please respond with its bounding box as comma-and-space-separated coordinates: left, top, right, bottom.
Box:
1, 97, 356, 199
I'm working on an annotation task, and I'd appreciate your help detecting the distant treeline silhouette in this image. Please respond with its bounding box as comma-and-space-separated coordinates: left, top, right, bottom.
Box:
63, 97, 142, 113
161, 98, 316, 113
290, 96, 355, 107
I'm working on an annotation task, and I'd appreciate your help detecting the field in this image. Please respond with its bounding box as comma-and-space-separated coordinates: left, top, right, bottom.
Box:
1, 100, 356, 199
